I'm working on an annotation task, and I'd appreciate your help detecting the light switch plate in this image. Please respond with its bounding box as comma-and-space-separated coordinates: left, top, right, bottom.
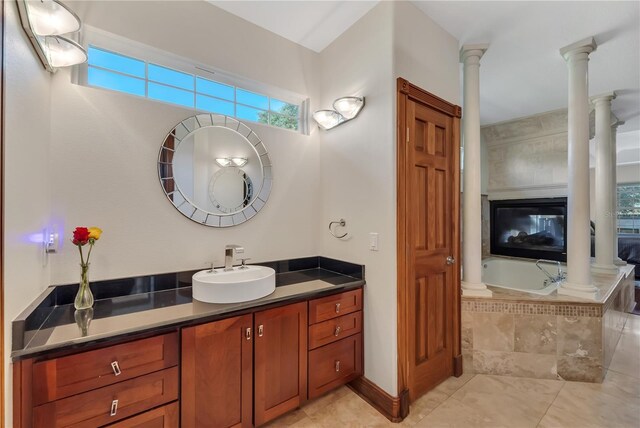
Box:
369, 233, 379, 251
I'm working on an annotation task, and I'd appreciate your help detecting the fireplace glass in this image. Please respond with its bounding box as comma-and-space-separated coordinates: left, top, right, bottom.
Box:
490, 198, 567, 261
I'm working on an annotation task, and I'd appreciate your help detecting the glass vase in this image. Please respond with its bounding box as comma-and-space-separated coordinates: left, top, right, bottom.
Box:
74, 263, 94, 310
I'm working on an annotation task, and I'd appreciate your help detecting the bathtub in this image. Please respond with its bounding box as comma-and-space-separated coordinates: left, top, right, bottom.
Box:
481, 257, 562, 295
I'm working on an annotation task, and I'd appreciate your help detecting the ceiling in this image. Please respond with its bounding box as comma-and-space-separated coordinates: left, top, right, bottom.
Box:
209, 1, 378, 53
209, 1, 640, 134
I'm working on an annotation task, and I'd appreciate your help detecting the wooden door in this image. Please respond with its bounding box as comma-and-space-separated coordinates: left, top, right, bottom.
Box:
181, 315, 253, 428
254, 302, 307, 427
397, 78, 462, 402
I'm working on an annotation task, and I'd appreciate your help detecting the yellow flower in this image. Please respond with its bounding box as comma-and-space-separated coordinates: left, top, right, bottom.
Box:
88, 227, 103, 240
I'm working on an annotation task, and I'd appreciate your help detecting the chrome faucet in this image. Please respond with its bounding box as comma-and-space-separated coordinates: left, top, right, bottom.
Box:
536, 259, 565, 283
224, 245, 244, 271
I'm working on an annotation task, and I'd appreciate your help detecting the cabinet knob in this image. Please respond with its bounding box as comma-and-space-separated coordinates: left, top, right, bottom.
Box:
335, 303, 341, 313
245, 328, 252, 341
111, 361, 121, 376
335, 360, 341, 372
334, 326, 341, 337
110, 399, 119, 417
258, 324, 264, 337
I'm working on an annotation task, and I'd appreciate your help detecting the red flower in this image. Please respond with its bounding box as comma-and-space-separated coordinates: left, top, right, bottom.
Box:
72, 227, 90, 246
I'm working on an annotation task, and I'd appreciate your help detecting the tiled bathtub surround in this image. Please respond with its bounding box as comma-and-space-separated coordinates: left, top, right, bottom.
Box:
462, 266, 635, 382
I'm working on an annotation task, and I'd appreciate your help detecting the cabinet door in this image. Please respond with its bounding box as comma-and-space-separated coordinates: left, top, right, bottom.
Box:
254, 302, 308, 427
181, 315, 253, 428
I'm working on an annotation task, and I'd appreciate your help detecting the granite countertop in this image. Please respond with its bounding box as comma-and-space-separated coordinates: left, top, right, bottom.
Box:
12, 257, 365, 360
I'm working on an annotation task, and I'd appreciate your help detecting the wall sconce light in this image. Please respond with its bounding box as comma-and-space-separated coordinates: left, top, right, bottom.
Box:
216, 157, 248, 167
313, 96, 365, 130
17, 0, 87, 72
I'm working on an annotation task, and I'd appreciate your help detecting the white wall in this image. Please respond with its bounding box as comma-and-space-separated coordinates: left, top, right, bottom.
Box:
48, 1, 322, 284
393, 1, 460, 104
318, 1, 460, 396
319, 1, 396, 395
3, 1, 53, 422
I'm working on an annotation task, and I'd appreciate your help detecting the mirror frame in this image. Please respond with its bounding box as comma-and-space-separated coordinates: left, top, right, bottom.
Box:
158, 113, 272, 227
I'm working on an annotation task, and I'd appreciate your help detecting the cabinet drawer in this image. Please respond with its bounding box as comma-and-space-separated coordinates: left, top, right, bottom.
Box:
33, 367, 179, 428
309, 311, 362, 350
105, 401, 179, 428
309, 289, 362, 324
308, 334, 362, 399
33, 332, 179, 405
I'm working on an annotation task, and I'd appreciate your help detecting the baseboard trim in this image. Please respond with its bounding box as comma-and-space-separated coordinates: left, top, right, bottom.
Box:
454, 354, 463, 377
348, 376, 409, 422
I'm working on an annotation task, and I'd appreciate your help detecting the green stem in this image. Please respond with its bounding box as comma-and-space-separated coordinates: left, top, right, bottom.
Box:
86, 242, 94, 265
78, 244, 85, 266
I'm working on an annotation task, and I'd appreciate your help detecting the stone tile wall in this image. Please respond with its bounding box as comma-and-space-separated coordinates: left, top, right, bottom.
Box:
461, 273, 635, 383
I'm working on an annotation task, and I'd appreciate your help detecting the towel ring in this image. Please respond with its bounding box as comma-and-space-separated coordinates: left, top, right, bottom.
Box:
329, 219, 348, 239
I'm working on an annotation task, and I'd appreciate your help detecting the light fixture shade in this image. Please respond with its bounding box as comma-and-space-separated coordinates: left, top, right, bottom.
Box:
313, 109, 344, 130
215, 158, 232, 167
231, 157, 248, 167
25, 0, 81, 36
333, 96, 364, 120
40, 35, 87, 67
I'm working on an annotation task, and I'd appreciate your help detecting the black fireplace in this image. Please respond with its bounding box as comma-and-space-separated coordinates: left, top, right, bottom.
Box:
490, 198, 567, 262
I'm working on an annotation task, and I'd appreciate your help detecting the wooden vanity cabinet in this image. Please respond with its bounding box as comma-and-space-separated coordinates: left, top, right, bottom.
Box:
180, 302, 308, 428
14, 287, 363, 428
254, 302, 308, 427
307, 289, 363, 399
181, 315, 253, 428
14, 332, 180, 428
106, 402, 179, 428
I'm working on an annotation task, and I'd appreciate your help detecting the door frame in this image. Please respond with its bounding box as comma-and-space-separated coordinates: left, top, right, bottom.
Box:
1, 0, 6, 422
396, 77, 462, 398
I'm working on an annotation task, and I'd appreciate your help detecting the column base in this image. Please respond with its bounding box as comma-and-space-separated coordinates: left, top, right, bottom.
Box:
591, 263, 619, 275
462, 281, 492, 297
557, 282, 599, 301
613, 257, 627, 266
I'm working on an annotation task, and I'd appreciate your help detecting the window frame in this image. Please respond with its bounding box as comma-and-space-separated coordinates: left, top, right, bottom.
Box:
616, 182, 640, 235
75, 26, 310, 134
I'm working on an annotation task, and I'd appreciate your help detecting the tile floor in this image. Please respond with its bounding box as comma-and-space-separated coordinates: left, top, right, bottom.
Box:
267, 314, 640, 427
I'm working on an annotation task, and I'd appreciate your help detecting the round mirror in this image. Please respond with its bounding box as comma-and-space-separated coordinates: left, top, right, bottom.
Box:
158, 114, 272, 227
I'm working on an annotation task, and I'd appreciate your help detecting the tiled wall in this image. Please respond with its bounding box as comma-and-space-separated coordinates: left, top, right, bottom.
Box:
461, 276, 635, 383
482, 109, 576, 200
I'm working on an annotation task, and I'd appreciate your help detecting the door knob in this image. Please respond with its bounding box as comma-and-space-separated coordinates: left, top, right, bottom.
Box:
446, 256, 456, 265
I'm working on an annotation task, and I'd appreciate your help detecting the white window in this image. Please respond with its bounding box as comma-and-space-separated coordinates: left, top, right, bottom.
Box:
85, 45, 302, 132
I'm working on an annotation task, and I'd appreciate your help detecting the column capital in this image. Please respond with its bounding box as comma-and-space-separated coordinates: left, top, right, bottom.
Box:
590, 91, 617, 105
560, 36, 597, 61
460, 44, 489, 63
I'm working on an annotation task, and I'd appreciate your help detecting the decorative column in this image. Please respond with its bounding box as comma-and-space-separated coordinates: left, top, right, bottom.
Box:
612, 120, 627, 266
460, 44, 491, 297
558, 37, 599, 300
591, 92, 618, 275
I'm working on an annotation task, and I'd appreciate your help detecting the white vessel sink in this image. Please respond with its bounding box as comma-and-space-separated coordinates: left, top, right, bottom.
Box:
192, 266, 276, 304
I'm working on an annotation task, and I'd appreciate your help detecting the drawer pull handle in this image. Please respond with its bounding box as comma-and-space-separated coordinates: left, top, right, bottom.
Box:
258, 324, 264, 337
110, 399, 118, 417
245, 328, 251, 341
334, 326, 341, 337
335, 303, 341, 313
335, 360, 341, 372
111, 361, 121, 376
